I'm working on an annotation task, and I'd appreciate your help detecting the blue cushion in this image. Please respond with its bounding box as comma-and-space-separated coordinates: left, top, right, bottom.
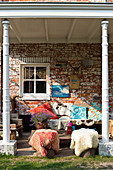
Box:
71, 105, 88, 119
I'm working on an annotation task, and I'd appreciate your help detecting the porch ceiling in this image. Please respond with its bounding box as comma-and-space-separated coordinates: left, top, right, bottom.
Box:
1, 18, 113, 44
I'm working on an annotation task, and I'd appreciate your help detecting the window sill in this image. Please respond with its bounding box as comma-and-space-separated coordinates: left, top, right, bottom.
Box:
19, 94, 50, 101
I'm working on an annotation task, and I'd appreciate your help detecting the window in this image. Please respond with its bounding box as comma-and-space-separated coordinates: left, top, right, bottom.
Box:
20, 64, 50, 100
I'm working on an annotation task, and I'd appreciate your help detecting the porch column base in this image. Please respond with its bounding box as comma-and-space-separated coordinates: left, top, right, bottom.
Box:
99, 141, 113, 156
0, 140, 17, 155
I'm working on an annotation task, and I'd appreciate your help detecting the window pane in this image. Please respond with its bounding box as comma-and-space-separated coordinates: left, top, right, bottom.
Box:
36, 67, 46, 79
24, 67, 34, 79
36, 81, 46, 93
24, 81, 34, 93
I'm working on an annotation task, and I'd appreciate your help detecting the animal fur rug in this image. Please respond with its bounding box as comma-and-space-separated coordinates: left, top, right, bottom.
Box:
70, 128, 99, 156
29, 129, 59, 157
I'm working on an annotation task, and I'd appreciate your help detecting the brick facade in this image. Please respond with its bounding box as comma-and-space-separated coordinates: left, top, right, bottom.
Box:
5, 43, 112, 115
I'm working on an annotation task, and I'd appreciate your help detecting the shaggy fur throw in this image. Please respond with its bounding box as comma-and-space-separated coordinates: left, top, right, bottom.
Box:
29, 129, 59, 157
70, 128, 99, 156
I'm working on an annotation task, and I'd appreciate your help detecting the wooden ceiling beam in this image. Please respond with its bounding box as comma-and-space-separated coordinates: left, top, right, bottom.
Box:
44, 19, 49, 42
87, 20, 100, 42
67, 19, 77, 41
9, 19, 22, 43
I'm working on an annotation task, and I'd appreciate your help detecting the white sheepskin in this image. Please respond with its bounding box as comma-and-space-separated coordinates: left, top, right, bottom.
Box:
70, 128, 99, 156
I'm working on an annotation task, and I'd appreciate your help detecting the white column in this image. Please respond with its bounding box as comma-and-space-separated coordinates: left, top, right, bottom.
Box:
2, 20, 10, 144
101, 20, 109, 143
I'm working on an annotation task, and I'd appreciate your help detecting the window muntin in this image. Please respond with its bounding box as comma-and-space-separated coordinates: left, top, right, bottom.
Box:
24, 81, 34, 93
36, 81, 46, 93
24, 67, 34, 79
20, 64, 50, 100
36, 67, 46, 79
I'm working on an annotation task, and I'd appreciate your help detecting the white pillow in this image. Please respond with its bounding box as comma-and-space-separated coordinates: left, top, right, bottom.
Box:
51, 102, 72, 117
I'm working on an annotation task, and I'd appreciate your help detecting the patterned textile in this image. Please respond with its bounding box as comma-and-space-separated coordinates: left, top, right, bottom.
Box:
29, 102, 59, 120
71, 105, 88, 119
88, 101, 111, 120
29, 129, 59, 157
92, 101, 102, 111
51, 102, 72, 117
88, 100, 102, 120
88, 107, 102, 120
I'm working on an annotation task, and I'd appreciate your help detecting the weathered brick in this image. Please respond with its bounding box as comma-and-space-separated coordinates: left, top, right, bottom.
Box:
0, 43, 112, 114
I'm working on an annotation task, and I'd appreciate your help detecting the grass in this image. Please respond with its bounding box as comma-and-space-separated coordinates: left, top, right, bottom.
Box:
0, 154, 113, 169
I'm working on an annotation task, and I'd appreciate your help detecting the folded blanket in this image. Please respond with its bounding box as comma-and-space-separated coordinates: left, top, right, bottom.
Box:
29, 129, 59, 157
70, 128, 99, 156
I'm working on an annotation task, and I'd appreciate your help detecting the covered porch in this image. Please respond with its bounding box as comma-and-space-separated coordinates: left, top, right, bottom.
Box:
0, 2, 113, 156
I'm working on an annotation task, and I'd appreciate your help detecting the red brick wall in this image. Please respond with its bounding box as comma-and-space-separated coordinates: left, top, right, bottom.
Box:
7, 43, 113, 115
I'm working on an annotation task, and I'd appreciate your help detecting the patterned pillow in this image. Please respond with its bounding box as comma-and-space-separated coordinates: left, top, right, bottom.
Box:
88, 107, 102, 120
71, 105, 88, 119
29, 102, 59, 119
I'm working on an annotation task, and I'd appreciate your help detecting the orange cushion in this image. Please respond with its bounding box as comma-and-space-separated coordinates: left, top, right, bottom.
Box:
29, 102, 59, 119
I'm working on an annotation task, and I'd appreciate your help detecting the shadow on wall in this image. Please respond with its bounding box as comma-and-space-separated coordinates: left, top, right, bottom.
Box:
51, 98, 102, 121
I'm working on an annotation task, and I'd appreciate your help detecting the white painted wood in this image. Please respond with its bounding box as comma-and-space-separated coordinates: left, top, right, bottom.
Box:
44, 19, 49, 42
9, 19, 21, 42
8, 37, 102, 44
1, 9, 113, 19
101, 20, 109, 143
67, 19, 77, 41
0, 18, 112, 44
2, 20, 10, 144
0, 4, 113, 18
87, 20, 100, 42
19, 63, 50, 100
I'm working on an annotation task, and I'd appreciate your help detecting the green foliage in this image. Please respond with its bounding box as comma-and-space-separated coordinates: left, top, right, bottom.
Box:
0, 153, 15, 158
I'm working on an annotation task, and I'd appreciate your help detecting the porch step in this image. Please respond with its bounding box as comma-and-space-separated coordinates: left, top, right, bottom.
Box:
17, 139, 30, 149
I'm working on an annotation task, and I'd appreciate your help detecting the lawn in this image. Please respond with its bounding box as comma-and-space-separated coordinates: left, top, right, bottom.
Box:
0, 154, 113, 169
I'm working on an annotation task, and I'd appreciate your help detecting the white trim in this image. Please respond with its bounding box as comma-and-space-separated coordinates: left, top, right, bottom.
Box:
2, 20, 10, 143
44, 19, 49, 42
101, 20, 109, 143
67, 19, 77, 41
1, 3, 113, 18
21, 94, 50, 100
9, 19, 22, 43
19, 63, 50, 100
87, 20, 100, 43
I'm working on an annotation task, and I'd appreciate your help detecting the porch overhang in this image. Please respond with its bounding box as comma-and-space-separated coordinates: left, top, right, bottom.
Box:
0, 2, 112, 156
0, 2, 113, 18
0, 3, 113, 44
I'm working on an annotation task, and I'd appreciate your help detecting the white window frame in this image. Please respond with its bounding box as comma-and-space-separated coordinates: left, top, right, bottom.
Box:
20, 63, 50, 100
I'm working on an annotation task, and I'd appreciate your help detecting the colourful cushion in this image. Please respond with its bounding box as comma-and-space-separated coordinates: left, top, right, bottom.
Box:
88, 107, 102, 120
29, 102, 59, 119
92, 101, 102, 111
71, 105, 88, 119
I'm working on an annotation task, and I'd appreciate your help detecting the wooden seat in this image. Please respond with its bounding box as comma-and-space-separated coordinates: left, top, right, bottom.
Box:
10, 112, 23, 138
0, 112, 23, 140
0, 124, 23, 140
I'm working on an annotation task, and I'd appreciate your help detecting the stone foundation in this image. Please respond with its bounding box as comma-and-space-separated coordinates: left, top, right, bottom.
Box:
0, 140, 17, 155
99, 141, 113, 156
